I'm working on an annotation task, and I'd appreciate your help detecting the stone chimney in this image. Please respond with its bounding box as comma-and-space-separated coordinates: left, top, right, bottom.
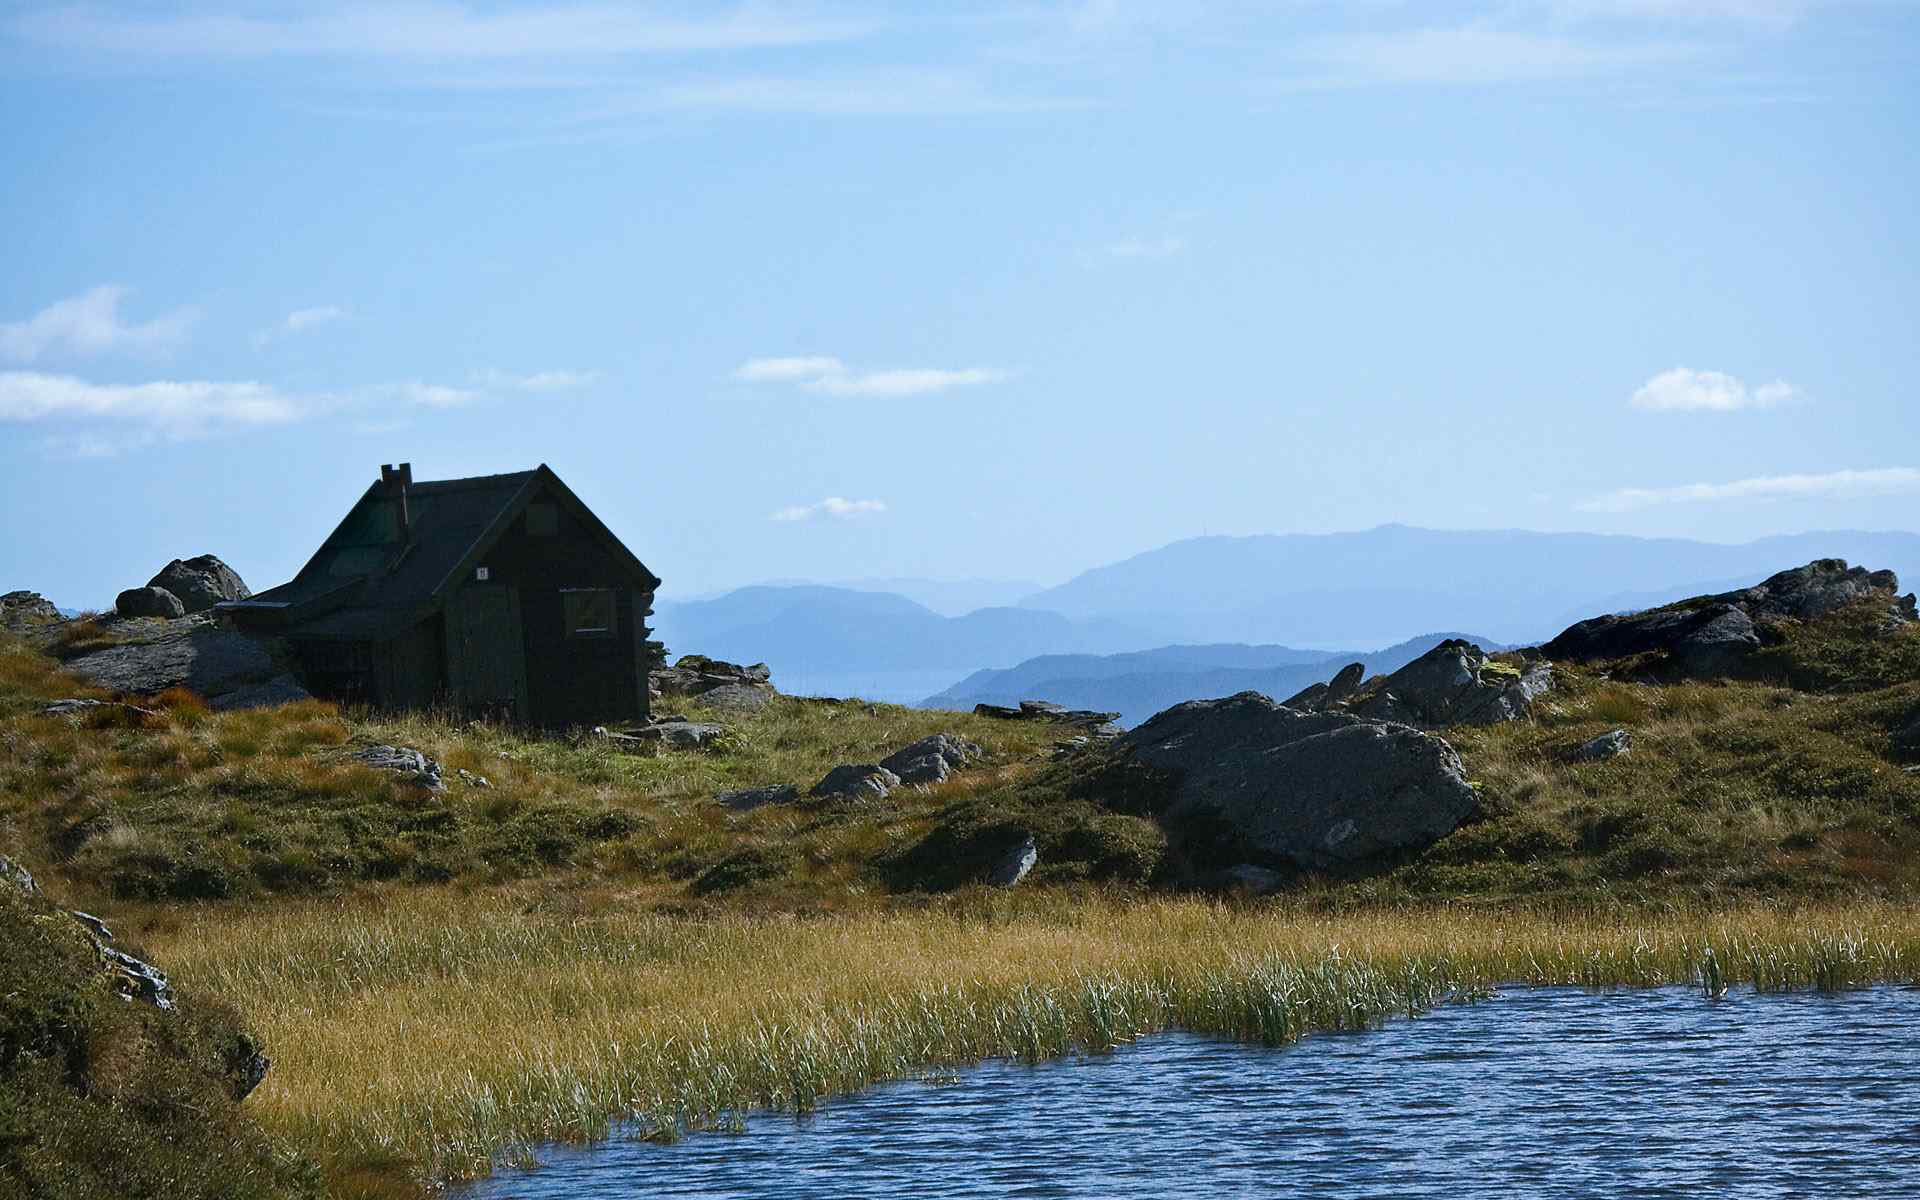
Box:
380, 462, 412, 541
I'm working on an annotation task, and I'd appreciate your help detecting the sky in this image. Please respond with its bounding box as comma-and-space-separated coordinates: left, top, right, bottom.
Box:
2, 0, 1917, 610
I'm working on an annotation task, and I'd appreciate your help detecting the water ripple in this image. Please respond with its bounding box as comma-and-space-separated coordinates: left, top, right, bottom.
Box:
462, 986, 1920, 1199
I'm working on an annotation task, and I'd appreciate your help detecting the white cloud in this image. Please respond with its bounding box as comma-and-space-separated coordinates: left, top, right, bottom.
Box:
473, 368, 598, 392
1580, 467, 1920, 512
0, 370, 311, 433
733, 356, 847, 383
659, 70, 1085, 117
0, 286, 197, 363
770, 496, 889, 522
11, 5, 871, 60
1630, 366, 1804, 411
732, 356, 1011, 397
254, 304, 349, 346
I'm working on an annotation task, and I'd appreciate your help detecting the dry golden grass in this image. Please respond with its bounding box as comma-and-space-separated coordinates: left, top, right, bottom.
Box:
135, 886, 1920, 1195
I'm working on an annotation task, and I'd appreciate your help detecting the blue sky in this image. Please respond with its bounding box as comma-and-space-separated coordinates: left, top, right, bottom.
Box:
2, 1, 1916, 609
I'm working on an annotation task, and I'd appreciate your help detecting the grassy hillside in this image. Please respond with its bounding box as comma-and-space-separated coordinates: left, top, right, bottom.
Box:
1, 588, 1917, 1195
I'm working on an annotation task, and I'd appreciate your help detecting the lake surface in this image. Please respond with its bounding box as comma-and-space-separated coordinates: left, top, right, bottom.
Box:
463, 986, 1920, 1198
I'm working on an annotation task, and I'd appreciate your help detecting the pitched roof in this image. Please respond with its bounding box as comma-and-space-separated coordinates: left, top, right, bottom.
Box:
223, 465, 658, 640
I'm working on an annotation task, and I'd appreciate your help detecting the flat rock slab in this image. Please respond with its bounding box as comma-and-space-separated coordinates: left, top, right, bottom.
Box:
63, 619, 280, 701
717, 783, 801, 811
1120, 691, 1477, 870
348, 744, 445, 790
697, 684, 775, 714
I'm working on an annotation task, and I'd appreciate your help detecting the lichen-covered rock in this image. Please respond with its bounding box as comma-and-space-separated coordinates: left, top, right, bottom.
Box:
651, 654, 774, 699
1118, 691, 1477, 869
116, 585, 186, 619
810, 763, 900, 800
880, 733, 985, 785
1346, 641, 1552, 728
149, 554, 251, 614
973, 700, 1123, 738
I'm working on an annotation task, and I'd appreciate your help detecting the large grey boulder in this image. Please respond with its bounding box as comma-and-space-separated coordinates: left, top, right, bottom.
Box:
697, 683, 775, 714
1118, 692, 1477, 869
984, 834, 1037, 887
115, 585, 186, 619
148, 554, 251, 614
811, 763, 900, 800
1347, 641, 1551, 728
880, 733, 985, 785
63, 617, 281, 702
1544, 560, 1914, 677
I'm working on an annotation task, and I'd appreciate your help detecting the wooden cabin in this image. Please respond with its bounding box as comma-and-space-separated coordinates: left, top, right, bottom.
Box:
221, 463, 660, 727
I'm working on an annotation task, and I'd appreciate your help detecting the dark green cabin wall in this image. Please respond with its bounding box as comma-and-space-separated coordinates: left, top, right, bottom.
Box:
451, 487, 652, 727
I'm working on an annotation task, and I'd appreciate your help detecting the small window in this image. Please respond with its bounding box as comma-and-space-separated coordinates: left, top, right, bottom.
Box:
563, 589, 616, 638
526, 503, 558, 537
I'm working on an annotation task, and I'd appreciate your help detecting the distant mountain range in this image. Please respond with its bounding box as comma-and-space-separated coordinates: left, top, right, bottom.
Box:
921, 633, 1504, 727
649, 585, 1153, 702
656, 526, 1920, 709
1018, 526, 1920, 647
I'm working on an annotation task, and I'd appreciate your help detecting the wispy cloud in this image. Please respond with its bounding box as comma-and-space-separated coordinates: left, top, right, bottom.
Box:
254, 304, 349, 346
0, 370, 310, 434
732, 356, 1012, 397
10, 4, 871, 60
0, 367, 526, 453
1267, 27, 1705, 91
471, 368, 599, 392
1630, 366, 1803, 411
770, 496, 889, 522
1580, 467, 1920, 512
659, 69, 1086, 117
0, 286, 197, 363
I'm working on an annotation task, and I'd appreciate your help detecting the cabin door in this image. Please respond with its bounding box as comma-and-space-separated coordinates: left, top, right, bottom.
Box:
446, 586, 529, 721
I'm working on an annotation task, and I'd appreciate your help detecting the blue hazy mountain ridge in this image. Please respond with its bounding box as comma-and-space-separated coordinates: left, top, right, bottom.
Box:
921, 633, 1503, 727
649, 586, 1156, 681
1020, 526, 1920, 646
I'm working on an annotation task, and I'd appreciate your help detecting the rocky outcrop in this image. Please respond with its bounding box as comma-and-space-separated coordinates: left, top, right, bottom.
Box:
148, 554, 251, 615
61, 616, 309, 709
651, 654, 775, 700
115, 585, 186, 619
1, 590, 64, 631
1543, 560, 1915, 677
1570, 729, 1632, 762
973, 699, 1123, 738
880, 733, 985, 785
811, 763, 900, 800
209, 673, 311, 712
1344, 641, 1552, 728
1117, 692, 1477, 869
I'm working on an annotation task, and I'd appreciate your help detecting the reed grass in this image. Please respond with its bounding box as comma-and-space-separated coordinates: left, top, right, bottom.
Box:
136, 888, 1920, 1195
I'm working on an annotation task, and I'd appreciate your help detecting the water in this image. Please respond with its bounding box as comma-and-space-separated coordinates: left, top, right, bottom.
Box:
462, 986, 1920, 1198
